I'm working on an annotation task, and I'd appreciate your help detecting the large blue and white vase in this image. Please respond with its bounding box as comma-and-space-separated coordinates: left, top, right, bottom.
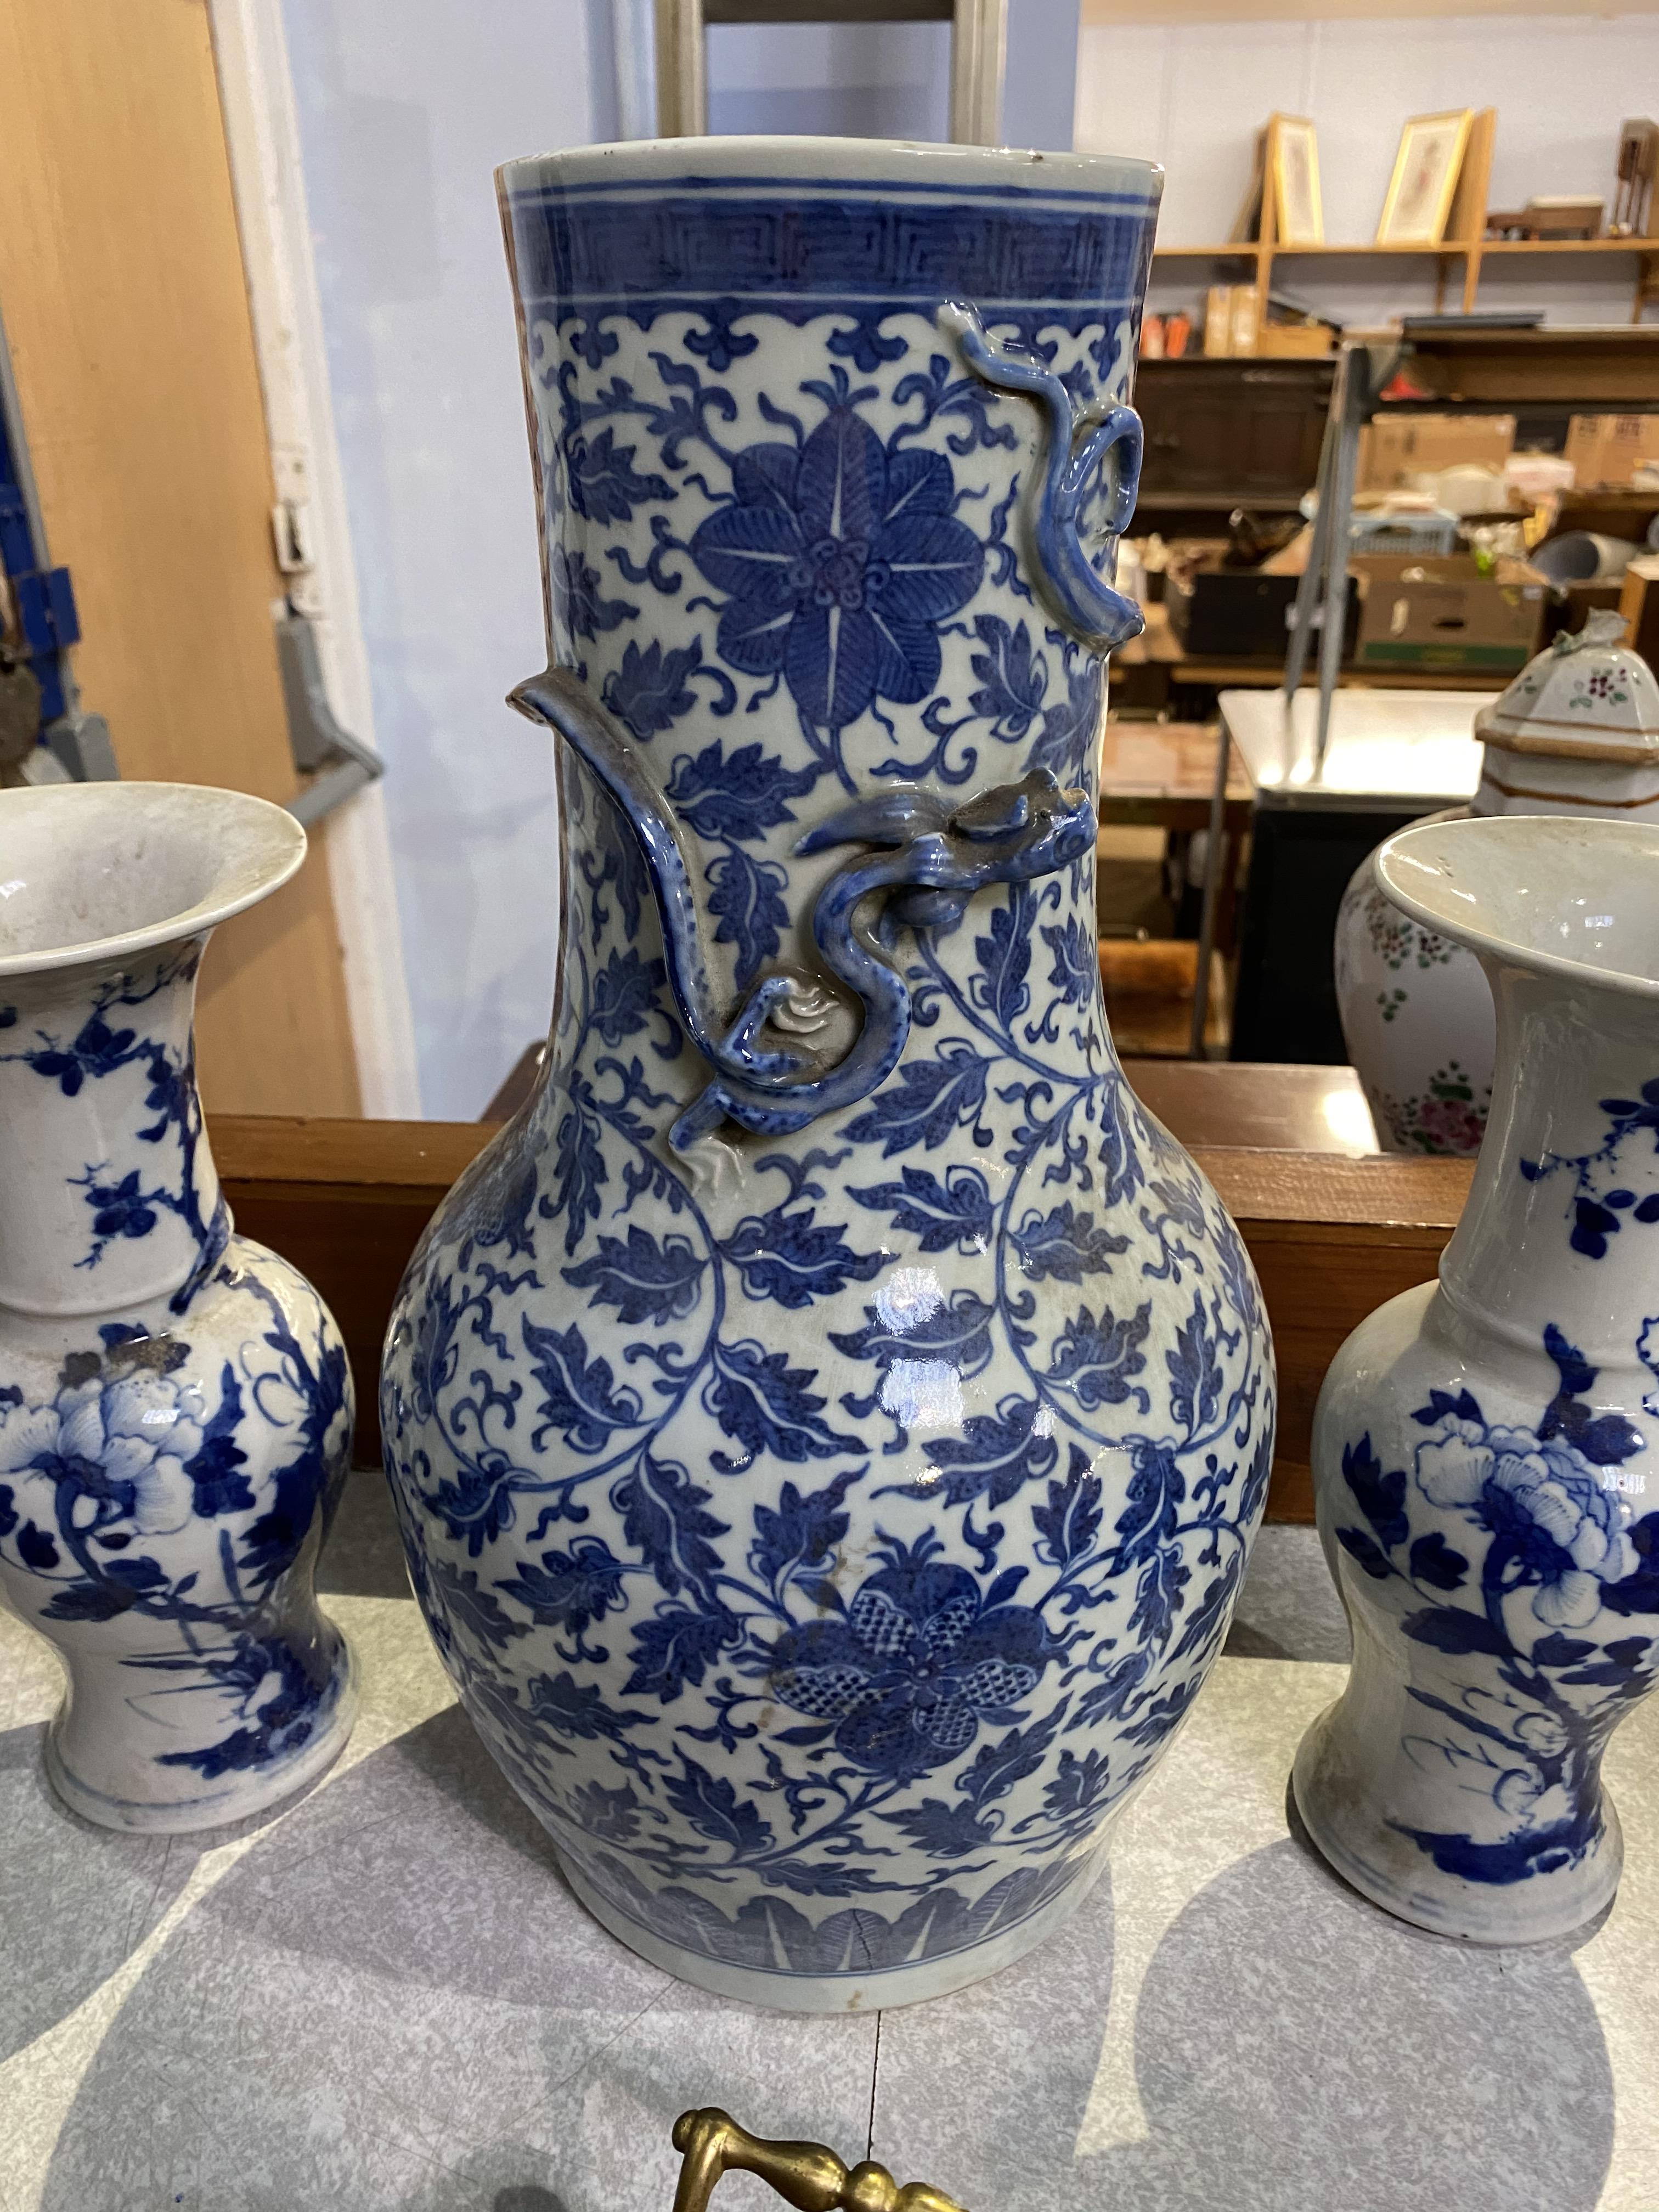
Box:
0, 783, 356, 1831
1296, 812, 1659, 1942
382, 137, 1275, 2010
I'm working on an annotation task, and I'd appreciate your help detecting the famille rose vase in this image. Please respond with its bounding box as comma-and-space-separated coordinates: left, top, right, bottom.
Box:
0, 783, 356, 1831
1335, 615, 1659, 1155
381, 137, 1276, 2010
1297, 812, 1659, 1943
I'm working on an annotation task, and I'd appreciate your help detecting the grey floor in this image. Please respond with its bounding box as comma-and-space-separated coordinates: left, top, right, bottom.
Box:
2, 1476, 1652, 2212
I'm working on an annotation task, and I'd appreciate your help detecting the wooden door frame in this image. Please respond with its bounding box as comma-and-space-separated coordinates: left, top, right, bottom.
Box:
209, 0, 421, 1119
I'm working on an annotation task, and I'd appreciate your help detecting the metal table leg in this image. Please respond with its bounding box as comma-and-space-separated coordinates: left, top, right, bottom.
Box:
1188, 723, 1232, 1059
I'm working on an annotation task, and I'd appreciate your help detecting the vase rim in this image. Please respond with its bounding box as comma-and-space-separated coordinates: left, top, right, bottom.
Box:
0, 780, 306, 980
1376, 813, 1659, 1002
496, 135, 1163, 202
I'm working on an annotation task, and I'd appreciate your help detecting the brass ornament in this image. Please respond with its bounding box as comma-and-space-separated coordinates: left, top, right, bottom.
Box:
670, 2108, 968, 2212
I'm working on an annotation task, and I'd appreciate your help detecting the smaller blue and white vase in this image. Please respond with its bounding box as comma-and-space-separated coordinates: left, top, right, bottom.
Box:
1296, 811, 1659, 1943
0, 783, 356, 1831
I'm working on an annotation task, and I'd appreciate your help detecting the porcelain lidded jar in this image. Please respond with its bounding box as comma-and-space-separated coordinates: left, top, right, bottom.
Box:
0, 783, 356, 1830
1334, 612, 1659, 1154
382, 137, 1275, 2011
1299, 813, 1659, 1942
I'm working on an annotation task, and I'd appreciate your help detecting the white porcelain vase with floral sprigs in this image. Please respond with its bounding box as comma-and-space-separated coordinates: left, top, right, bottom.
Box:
1335, 612, 1659, 1155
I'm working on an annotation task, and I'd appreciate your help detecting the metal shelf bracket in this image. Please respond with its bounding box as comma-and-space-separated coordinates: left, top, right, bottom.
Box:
0, 297, 116, 783
652, 0, 1007, 145
276, 612, 385, 827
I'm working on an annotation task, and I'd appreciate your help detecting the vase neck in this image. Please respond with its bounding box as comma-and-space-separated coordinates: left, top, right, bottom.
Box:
1441, 962, 1659, 1368
0, 940, 228, 1321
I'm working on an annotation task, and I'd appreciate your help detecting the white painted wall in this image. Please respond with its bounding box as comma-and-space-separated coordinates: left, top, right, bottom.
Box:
276, 0, 1656, 1115
707, 0, 1082, 149
280, 0, 599, 1118
1075, 10, 1659, 326
278, 0, 1080, 1116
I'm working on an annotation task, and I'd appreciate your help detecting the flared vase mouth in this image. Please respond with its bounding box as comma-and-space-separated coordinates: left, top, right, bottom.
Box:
0, 781, 306, 980
1376, 814, 1659, 1001
496, 135, 1163, 203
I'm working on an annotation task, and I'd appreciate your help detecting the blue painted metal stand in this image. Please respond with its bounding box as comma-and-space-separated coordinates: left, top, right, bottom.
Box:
0, 299, 114, 777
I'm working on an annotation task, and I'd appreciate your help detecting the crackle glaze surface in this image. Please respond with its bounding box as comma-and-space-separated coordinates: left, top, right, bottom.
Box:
0, 786, 356, 1831
1299, 815, 1659, 1942
381, 138, 1274, 2009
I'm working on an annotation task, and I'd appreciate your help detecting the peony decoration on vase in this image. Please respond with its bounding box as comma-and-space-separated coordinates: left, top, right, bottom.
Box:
0, 783, 356, 1832
1297, 812, 1659, 1942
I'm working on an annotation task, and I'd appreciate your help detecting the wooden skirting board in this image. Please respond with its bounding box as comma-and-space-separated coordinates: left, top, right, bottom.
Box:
215, 1116, 1475, 1522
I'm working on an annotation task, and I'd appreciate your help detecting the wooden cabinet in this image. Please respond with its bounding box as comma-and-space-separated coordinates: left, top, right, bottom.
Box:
1132, 358, 1334, 517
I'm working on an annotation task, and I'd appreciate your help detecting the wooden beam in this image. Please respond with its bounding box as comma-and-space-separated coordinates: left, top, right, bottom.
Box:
1202, 1148, 1471, 1518
214, 1117, 1473, 1519
1393, 328, 1659, 409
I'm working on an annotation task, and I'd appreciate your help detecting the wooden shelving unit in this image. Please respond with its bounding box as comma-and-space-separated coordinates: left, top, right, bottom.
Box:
1154, 109, 1659, 323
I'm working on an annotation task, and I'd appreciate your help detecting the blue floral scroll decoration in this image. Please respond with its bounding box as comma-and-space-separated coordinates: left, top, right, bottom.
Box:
509, 294, 1151, 1159
513, 667, 1095, 1156
769, 1532, 1059, 1781
0, 952, 228, 1310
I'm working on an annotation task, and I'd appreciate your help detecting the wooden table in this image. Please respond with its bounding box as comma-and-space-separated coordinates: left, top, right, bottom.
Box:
1099, 718, 1253, 833
1210, 686, 1491, 1062
1122, 1056, 1378, 1155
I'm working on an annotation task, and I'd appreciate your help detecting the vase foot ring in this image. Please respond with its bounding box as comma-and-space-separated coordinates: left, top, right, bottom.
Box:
557, 1844, 1107, 2013
43, 1650, 359, 1836
1290, 1746, 1623, 1948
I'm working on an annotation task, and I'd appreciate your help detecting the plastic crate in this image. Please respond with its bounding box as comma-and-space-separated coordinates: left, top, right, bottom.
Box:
1348, 509, 1460, 558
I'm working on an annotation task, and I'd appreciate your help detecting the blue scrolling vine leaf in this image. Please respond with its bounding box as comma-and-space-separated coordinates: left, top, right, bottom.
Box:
381, 267, 1289, 1930
2, 952, 227, 1312
551, 545, 637, 643
566, 425, 673, 525
1520, 1076, 1659, 1259
847, 1164, 994, 1254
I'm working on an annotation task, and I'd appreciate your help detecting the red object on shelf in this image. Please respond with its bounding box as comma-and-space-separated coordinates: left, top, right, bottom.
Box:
1378, 369, 1436, 402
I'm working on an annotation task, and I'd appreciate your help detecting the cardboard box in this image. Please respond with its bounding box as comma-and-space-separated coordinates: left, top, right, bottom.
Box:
1357, 414, 1516, 494
1541, 580, 1623, 648
1351, 554, 1545, 672
1257, 324, 1333, 358
1228, 284, 1261, 358
1565, 415, 1659, 489
1166, 566, 1359, 659
1204, 285, 1232, 359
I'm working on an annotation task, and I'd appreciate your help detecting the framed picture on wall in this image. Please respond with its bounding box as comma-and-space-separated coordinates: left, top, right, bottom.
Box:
1377, 110, 1474, 245
1270, 115, 1323, 246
